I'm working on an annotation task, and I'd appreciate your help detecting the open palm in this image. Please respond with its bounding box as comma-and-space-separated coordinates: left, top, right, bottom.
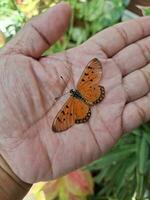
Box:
0, 3, 150, 183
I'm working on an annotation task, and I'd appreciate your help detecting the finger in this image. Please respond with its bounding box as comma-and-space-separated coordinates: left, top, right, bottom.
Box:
89, 16, 150, 57
2, 2, 71, 58
123, 63, 150, 102
113, 36, 150, 75
123, 93, 150, 133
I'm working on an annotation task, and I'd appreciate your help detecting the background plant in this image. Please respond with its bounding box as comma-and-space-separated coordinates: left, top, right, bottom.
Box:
0, 0, 130, 49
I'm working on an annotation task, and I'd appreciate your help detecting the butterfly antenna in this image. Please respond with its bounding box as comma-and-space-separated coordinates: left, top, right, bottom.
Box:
60, 76, 68, 88
55, 76, 70, 101
55, 91, 70, 101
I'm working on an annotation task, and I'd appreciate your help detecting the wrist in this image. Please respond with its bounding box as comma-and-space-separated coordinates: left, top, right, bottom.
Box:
0, 154, 31, 200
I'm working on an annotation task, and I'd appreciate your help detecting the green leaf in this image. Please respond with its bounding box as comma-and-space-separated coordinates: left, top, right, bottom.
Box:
69, 27, 89, 44
97, 147, 136, 168
116, 156, 136, 193
136, 128, 149, 200
138, 6, 150, 16
94, 167, 111, 183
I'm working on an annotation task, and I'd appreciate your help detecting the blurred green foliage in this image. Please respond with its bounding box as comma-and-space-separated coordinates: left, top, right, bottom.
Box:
86, 124, 150, 200
0, 0, 129, 50
1, 1, 150, 200
138, 6, 150, 16
49, 0, 130, 53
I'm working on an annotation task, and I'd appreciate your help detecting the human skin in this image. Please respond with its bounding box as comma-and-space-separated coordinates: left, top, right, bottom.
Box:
0, 2, 150, 187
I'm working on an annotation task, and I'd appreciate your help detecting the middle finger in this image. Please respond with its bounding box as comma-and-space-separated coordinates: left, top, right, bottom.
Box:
123, 63, 150, 102
113, 36, 150, 76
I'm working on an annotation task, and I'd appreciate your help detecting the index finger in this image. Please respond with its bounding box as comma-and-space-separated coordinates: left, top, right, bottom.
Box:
89, 16, 150, 57
2, 2, 71, 58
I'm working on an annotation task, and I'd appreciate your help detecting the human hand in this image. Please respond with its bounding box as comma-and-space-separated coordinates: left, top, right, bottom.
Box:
0, 2, 150, 184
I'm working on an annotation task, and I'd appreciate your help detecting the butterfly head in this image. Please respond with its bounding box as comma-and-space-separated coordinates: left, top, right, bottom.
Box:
70, 89, 82, 99
70, 89, 78, 97
70, 89, 74, 95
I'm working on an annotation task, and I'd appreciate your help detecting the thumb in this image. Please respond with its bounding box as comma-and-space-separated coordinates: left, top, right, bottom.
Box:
2, 2, 71, 58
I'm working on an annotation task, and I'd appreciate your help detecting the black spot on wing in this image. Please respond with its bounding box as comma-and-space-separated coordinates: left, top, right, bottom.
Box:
57, 117, 61, 122
62, 111, 65, 115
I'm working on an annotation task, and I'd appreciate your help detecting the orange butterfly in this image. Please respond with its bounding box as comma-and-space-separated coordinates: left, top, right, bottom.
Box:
52, 58, 105, 132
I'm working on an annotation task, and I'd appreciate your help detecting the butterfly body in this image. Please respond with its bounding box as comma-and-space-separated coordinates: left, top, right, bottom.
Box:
70, 89, 92, 105
70, 89, 83, 100
52, 58, 105, 132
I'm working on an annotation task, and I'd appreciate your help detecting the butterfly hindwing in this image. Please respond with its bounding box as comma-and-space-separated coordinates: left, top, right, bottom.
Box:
81, 85, 105, 105
93, 85, 105, 104
52, 97, 91, 132
52, 97, 75, 132
77, 58, 104, 104
74, 98, 91, 124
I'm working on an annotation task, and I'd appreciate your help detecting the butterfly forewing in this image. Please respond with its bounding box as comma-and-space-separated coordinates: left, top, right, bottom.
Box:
52, 97, 75, 132
77, 58, 104, 104
77, 58, 102, 90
